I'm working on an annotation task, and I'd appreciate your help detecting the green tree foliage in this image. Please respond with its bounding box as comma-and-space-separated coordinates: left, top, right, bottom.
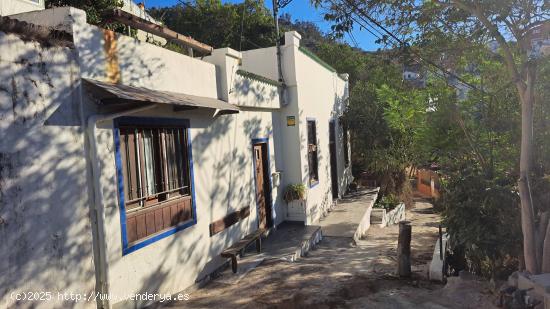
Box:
439, 168, 522, 279
46, 0, 123, 25
148, 0, 275, 50
315, 0, 550, 275
426, 49, 550, 278
279, 14, 330, 49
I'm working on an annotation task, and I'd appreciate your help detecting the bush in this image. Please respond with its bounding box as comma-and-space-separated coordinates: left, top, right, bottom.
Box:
439, 169, 521, 279
375, 194, 400, 210
399, 179, 414, 209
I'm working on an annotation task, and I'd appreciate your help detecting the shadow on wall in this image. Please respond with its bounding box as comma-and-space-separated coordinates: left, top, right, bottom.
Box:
298, 89, 349, 222
0, 23, 177, 307
76, 24, 166, 87
0, 22, 277, 308
332, 93, 351, 194
79, 25, 277, 307
232, 75, 279, 107
126, 114, 272, 308
0, 32, 95, 308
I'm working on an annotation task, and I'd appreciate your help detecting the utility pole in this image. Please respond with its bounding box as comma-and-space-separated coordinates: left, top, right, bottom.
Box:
272, 0, 287, 104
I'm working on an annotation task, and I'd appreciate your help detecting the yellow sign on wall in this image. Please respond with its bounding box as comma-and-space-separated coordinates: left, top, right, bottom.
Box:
287, 116, 295, 126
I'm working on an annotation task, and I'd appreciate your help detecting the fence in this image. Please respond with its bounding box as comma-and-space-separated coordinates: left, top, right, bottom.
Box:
416, 169, 440, 199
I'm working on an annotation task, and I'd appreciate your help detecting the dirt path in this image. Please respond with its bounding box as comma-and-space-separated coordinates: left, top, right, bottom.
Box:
358, 198, 442, 276
157, 198, 496, 309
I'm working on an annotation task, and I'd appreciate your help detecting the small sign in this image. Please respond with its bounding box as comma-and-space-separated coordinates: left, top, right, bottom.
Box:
287, 116, 296, 126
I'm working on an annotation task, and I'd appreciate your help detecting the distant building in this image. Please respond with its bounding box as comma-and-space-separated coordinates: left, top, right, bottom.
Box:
530, 21, 550, 58
403, 63, 426, 88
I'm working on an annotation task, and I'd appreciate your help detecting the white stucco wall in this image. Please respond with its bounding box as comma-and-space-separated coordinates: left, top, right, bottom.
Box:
0, 31, 96, 308
8, 8, 282, 308
9, 7, 74, 34
92, 106, 276, 308
72, 21, 218, 98
229, 72, 280, 109
0, 0, 44, 16
68, 13, 279, 308
241, 32, 352, 225
240, 37, 304, 211
293, 48, 351, 223
1, 8, 350, 308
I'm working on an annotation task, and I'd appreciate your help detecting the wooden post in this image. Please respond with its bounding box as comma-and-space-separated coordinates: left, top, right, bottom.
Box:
398, 221, 412, 277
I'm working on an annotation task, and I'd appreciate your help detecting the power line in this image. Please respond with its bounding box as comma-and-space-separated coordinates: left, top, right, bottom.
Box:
338, 0, 484, 93
343, 8, 477, 93
347, 31, 360, 48
278, 0, 294, 9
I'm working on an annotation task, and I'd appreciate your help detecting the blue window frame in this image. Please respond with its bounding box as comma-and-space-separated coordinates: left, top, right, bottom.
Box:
113, 116, 197, 255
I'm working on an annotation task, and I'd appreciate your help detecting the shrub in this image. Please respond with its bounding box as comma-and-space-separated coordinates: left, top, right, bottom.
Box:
399, 179, 414, 209
375, 194, 400, 210
283, 184, 306, 203
439, 170, 522, 279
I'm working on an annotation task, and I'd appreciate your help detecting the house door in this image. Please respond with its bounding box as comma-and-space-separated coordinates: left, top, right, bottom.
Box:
329, 121, 338, 199
253, 143, 273, 229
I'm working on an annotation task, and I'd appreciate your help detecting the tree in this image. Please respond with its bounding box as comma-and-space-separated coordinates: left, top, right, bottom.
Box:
46, 0, 123, 25
315, 0, 549, 274
149, 0, 275, 50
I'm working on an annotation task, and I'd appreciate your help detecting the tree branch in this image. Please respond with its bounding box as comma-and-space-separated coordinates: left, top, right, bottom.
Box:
445, 0, 527, 92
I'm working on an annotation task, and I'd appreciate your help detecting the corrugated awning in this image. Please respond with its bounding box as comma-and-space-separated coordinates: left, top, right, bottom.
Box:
82, 78, 239, 115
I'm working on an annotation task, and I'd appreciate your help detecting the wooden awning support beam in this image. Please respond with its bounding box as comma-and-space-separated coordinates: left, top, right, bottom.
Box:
102, 9, 213, 55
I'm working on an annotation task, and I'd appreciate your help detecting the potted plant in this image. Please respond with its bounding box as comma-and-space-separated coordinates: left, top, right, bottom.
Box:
284, 183, 307, 222
283, 183, 306, 203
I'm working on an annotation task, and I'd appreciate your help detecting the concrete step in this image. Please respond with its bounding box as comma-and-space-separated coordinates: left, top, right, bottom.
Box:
370, 208, 384, 225
279, 226, 322, 262
260, 223, 323, 263
276, 226, 323, 262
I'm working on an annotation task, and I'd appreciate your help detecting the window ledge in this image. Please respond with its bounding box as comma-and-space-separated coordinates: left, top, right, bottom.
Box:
309, 180, 319, 188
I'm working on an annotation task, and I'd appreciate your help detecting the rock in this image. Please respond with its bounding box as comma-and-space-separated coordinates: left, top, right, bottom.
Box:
527, 289, 544, 308
518, 271, 535, 290
459, 270, 475, 281
530, 273, 550, 296
512, 288, 526, 306
500, 285, 517, 294
490, 278, 506, 294
508, 271, 519, 288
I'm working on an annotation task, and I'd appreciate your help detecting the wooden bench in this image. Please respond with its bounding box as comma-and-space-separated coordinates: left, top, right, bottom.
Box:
221, 228, 265, 273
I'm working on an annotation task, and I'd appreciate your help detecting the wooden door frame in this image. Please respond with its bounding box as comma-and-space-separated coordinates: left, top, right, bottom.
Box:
252, 138, 273, 229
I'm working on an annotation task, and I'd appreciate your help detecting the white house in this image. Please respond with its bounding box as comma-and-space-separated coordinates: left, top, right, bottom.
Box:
0, 5, 352, 309
0, 0, 44, 16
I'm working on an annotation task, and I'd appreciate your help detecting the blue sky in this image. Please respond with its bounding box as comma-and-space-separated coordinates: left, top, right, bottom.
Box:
145, 0, 380, 51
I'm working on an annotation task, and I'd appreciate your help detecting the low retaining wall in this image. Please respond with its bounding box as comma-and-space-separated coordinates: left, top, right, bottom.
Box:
371, 203, 406, 228
429, 233, 448, 282
353, 188, 380, 243
507, 272, 550, 308
384, 203, 406, 227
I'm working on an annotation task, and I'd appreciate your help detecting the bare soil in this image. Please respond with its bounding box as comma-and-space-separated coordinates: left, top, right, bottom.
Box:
158, 198, 497, 309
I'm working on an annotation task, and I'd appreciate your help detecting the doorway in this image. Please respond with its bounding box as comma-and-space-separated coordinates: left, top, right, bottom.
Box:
329, 121, 338, 199
253, 141, 273, 229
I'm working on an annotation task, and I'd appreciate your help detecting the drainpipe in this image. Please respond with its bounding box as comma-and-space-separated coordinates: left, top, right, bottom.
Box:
86, 104, 156, 309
